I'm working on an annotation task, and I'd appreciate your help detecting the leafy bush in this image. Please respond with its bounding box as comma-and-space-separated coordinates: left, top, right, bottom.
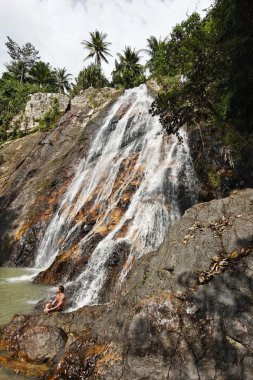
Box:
150, 1, 253, 138
70, 64, 109, 97
0, 76, 42, 143
38, 98, 62, 131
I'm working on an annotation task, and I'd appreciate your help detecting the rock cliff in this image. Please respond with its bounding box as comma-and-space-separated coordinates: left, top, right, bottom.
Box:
0, 85, 253, 379
0, 87, 122, 265
0, 189, 252, 379
9, 93, 70, 134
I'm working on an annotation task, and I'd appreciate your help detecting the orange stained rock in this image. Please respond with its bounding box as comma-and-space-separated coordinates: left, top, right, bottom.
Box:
94, 207, 124, 235
56, 245, 80, 262
0, 339, 11, 351
15, 222, 32, 241
0, 353, 48, 378
114, 220, 131, 239
15, 180, 70, 241
95, 344, 122, 372
83, 343, 107, 358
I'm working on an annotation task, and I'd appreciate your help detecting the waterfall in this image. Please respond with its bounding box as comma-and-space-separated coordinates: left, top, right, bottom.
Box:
34, 84, 197, 310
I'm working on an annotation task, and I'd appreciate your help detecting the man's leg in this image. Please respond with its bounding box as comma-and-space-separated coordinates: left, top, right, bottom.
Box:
44, 302, 52, 314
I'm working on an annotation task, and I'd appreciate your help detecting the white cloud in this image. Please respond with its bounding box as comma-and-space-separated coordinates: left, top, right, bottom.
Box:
0, 0, 214, 80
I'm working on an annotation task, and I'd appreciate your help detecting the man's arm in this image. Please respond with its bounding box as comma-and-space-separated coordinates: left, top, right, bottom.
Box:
51, 298, 57, 307
48, 295, 65, 312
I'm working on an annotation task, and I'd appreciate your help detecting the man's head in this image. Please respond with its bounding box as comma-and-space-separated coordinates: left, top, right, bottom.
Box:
58, 285, 64, 293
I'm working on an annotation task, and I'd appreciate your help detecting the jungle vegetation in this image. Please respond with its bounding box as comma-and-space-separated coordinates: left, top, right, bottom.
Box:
0, 0, 252, 143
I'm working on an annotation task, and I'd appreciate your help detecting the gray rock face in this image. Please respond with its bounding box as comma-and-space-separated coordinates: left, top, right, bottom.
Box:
23, 92, 69, 131
125, 188, 253, 299
10, 93, 69, 132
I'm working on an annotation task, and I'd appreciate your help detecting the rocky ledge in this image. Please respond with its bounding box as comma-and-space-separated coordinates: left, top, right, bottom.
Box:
0, 188, 252, 379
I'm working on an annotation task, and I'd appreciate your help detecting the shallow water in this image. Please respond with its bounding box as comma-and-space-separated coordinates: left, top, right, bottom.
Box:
0, 267, 52, 379
0, 267, 50, 326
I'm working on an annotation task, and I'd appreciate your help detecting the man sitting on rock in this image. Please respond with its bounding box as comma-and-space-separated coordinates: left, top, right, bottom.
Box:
44, 285, 66, 314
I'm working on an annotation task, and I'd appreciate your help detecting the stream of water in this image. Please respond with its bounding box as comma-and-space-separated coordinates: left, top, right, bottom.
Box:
32, 85, 197, 310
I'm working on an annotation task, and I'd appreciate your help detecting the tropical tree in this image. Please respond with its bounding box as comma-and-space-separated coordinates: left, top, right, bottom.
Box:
5, 61, 29, 83
53, 68, 72, 93
29, 61, 56, 89
112, 46, 145, 88
142, 36, 168, 75
81, 30, 112, 66
209, 0, 253, 133
70, 64, 109, 97
5, 36, 40, 83
0, 76, 41, 142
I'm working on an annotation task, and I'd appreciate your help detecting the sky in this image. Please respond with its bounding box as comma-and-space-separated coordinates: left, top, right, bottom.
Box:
0, 0, 214, 80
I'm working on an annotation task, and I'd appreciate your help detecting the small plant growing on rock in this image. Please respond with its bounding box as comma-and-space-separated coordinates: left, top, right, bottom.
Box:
38, 98, 62, 131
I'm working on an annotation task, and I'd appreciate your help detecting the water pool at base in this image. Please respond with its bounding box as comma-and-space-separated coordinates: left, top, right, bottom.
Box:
0, 267, 52, 379
0, 267, 50, 327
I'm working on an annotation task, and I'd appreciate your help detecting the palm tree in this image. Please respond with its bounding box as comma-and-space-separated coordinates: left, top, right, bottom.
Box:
143, 36, 167, 56
112, 47, 145, 88
29, 61, 55, 88
142, 36, 168, 70
53, 68, 72, 93
5, 61, 28, 83
116, 47, 143, 76
81, 30, 112, 66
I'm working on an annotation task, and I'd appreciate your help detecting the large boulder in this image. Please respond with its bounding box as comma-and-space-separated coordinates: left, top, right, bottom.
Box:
10, 93, 69, 133
18, 325, 67, 363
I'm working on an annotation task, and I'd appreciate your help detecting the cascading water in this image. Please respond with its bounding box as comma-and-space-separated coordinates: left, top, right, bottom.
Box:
34, 84, 197, 310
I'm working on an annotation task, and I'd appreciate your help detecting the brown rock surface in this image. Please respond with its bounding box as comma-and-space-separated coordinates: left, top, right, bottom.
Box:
18, 325, 67, 363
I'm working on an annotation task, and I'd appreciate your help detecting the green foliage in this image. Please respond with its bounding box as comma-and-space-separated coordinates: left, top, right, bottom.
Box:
5, 36, 40, 83
210, 0, 253, 133
150, 2, 253, 138
81, 30, 112, 66
112, 47, 146, 89
4, 37, 72, 94
70, 64, 109, 97
1, 36, 73, 144
38, 98, 62, 131
208, 171, 221, 189
29, 61, 56, 90
53, 68, 72, 93
0, 77, 42, 143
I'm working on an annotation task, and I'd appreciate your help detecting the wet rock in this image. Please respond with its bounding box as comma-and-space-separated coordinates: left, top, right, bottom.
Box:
98, 240, 131, 303
0, 352, 48, 379
8, 223, 41, 267
34, 233, 104, 285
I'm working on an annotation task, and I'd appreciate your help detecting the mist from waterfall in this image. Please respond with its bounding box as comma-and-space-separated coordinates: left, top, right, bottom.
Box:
34, 84, 197, 310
